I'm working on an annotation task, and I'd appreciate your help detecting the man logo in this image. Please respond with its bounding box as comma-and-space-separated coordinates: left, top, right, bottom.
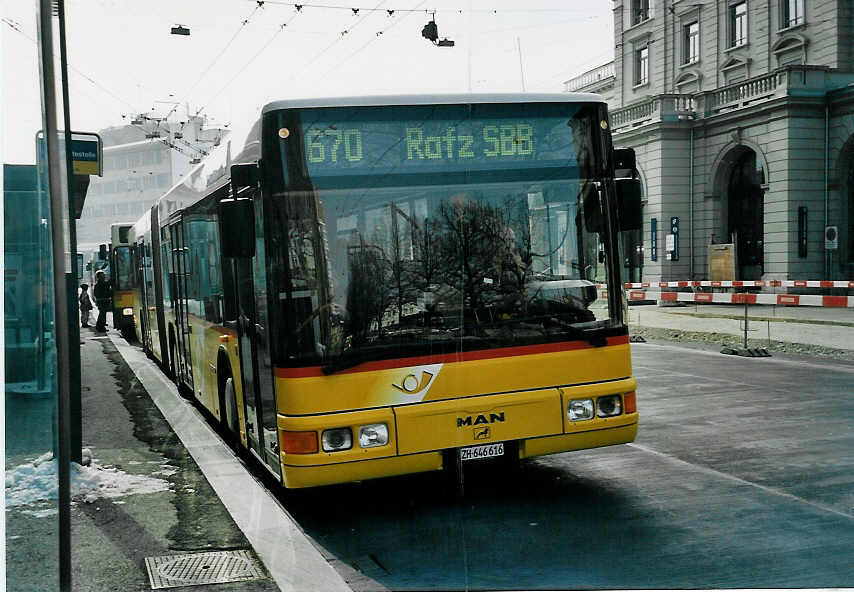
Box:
392, 371, 434, 394
473, 426, 490, 440
456, 412, 505, 428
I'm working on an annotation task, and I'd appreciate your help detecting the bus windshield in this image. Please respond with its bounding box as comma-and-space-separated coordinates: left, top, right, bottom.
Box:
113, 246, 134, 291
265, 102, 619, 369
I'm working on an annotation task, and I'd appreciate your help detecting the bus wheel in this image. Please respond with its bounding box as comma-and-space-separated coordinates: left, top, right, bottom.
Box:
168, 337, 178, 384
221, 374, 239, 445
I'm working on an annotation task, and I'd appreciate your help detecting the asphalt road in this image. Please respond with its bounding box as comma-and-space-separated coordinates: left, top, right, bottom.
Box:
282, 341, 854, 591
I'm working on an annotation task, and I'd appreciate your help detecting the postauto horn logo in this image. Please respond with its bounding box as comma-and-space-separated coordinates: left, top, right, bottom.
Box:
390, 364, 442, 403
392, 371, 434, 394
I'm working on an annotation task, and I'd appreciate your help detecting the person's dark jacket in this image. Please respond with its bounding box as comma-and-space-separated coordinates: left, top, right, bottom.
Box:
93, 279, 111, 307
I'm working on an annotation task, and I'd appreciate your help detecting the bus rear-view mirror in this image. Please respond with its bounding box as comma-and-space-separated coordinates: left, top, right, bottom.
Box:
218, 198, 256, 258
616, 178, 642, 231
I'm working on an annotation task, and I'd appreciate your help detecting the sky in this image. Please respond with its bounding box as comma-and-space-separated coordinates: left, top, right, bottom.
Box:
2, 0, 614, 163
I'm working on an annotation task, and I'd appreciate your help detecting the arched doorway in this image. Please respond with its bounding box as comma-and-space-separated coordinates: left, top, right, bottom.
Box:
727, 149, 766, 280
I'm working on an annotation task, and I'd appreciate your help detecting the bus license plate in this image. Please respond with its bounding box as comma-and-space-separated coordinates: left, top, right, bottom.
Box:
459, 443, 504, 462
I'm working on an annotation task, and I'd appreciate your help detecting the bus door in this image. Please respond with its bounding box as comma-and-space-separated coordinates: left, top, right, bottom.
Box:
151, 208, 168, 363
136, 236, 150, 351
169, 221, 194, 391
232, 257, 264, 462
226, 192, 280, 477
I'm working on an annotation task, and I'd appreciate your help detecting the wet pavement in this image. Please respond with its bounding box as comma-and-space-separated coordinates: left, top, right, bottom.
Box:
71, 328, 279, 591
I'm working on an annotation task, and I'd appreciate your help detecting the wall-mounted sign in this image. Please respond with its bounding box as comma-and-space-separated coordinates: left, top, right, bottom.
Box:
36, 131, 102, 219
667, 216, 679, 261
69, 136, 101, 175
36, 130, 103, 177
650, 217, 657, 261
825, 225, 838, 250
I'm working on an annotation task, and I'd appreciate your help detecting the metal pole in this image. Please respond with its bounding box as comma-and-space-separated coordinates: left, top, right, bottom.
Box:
516, 37, 526, 92
824, 103, 829, 279
57, 0, 82, 465
689, 126, 694, 278
743, 293, 749, 349
36, 1, 72, 589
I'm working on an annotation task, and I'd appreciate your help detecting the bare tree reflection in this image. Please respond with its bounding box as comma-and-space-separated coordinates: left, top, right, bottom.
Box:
435, 197, 506, 328
345, 237, 392, 345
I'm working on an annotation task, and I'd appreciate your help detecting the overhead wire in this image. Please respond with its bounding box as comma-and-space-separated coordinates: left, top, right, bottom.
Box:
310, 0, 428, 83
195, 8, 304, 116
164, 1, 267, 121
285, 0, 390, 80
256, 0, 600, 14
2, 16, 140, 113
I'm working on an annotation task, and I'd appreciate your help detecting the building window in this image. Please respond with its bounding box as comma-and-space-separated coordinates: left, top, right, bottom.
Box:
676, 72, 701, 94
729, 2, 748, 47
632, 0, 650, 25
781, 0, 804, 28
635, 46, 649, 86
684, 21, 700, 64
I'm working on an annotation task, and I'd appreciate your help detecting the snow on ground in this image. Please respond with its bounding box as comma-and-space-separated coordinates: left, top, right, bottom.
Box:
5, 452, 171, 517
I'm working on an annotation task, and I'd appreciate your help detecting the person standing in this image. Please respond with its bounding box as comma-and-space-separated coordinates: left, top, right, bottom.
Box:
78, 283, 93, 328
93, 270, 111, 332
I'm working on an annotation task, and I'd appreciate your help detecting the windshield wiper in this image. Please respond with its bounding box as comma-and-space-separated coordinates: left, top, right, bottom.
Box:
321, 333, 487, 375
321, 349, 373, 375
540, 316, 608, 347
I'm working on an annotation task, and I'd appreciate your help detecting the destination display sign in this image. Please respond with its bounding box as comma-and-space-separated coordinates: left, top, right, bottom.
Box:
289, 104, 593, 178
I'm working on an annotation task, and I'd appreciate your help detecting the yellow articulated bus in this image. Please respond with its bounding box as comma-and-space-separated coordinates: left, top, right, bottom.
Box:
109, 223, 137, 340
128, 94, 643, 489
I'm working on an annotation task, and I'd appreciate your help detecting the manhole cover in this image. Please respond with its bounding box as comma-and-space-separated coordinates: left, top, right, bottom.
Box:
145, 550, 265, 589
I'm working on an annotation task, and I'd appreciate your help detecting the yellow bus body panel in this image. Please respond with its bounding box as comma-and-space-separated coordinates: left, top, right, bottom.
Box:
393, 388, 564, 454
282, 451, 444, 489
274, 341, 637, 488
113, 290, 134, 309
184, 314, 248, 448
275, 341, 632, 416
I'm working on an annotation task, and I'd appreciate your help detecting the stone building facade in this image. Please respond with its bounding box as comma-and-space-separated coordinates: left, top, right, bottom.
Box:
566, 0, 854, 282
77, 115, 227, 248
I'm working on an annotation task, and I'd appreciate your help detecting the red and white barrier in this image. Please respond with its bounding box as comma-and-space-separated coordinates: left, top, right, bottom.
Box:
623, 280, 854, 289
625, 290, 854, 307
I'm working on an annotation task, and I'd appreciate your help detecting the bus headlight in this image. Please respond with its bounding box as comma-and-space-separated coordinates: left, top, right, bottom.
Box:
567, 399, 594, 421
122, 308, 133, 316
358, 424, 389, 448
596, 395, 623, 417
321, 428, 352, 452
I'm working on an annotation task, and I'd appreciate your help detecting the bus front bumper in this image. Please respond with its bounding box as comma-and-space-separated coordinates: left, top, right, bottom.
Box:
279, 421, 637, 489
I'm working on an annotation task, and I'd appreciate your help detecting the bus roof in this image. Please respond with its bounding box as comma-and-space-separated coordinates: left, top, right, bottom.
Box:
262, 93, 605, 113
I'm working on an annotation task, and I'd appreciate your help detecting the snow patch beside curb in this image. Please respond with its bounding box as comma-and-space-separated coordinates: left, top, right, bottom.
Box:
5, 452, 171, 517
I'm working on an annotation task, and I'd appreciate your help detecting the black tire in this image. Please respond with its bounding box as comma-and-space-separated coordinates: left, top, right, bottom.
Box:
220, 373, 240, 446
